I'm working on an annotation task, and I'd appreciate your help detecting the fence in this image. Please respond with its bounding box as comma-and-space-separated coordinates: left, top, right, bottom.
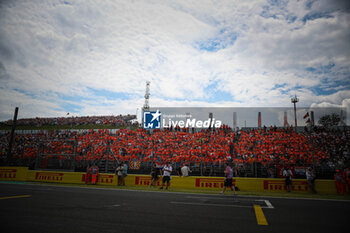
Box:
0, 146, 337, 180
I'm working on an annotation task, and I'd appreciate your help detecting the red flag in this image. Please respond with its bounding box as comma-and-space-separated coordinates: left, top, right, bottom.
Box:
303, 112, 309, 119
306, 118, 311, 124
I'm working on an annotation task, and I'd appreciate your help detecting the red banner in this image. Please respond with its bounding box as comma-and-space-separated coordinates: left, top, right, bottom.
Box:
0, 169, 17, 179
263, 180, 308, 192
195, 178, 236, 189
35, 172, 64, 181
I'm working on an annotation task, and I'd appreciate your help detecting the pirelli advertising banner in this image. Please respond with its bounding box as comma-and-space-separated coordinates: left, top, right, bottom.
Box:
27, 171, 80, 184
0, 167, 28, 181
26, 170, 118, 185
128, 175, 338, 195
0, 167, 337, 195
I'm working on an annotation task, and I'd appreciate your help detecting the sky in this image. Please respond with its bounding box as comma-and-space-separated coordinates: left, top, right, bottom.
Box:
0, 0, 349, 124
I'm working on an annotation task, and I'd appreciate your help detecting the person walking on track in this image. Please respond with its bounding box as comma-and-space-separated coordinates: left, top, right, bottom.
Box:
221, 162, 236, 196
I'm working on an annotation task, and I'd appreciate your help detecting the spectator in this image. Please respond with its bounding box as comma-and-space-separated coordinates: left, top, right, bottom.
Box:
209, 163, 216, 176
177, 164, 182, 177
283, 166, 293, 192
267, 167, 275, 178
160, 161, 172, 190
85, 164, 91, 184
343, 166, 350, 194
122, 162, 128, 186
91, 163, 99, 185
116, 163, 123, 186
150, 164, 160, 187
181, 164, 191, 177
306, 167, 317, 194
334, 169, 345, 195
236, 165, 244, 177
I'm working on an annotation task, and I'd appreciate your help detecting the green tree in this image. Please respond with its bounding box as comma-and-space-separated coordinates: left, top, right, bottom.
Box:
318, 113, 340, 127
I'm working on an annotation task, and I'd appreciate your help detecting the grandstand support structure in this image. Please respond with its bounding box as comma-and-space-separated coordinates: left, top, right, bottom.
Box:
35, 143, 43, 170
284, 112, 288, 127
233, 112, 237, 130
199, 138, 204, 176
311, 111, 315, 126
94, 140, 120, 173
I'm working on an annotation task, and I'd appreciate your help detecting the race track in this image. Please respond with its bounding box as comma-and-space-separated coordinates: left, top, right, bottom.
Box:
0, 183, 349, 233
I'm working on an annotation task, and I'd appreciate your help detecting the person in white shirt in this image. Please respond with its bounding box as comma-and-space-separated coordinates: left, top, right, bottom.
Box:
282, 166, 293, 192
160, 161, 172, 190
181, 164, 191, 177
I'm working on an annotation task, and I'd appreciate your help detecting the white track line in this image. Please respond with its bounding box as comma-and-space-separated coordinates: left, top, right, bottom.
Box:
171, 200, 273, 209
170, 201, 253, 208
186, 196, 243, 200
184, 196, 274, 209
264, 200, 274, 209
254, 199, 274, 209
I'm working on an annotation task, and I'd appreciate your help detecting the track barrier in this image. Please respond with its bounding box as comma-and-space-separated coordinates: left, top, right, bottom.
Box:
0, 166, 338, 195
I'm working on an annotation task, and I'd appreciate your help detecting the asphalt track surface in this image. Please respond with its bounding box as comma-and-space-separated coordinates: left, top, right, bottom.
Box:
0, 183, 349, 233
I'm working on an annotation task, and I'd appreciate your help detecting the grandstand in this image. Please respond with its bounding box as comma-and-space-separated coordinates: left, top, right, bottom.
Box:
0, 123, 349, 179
0, 115, 137, 129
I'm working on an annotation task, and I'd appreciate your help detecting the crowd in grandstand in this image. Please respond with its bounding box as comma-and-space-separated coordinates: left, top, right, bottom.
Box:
0, 125, 349, 179
1, 115, 136, 127
304, 127, 350, 171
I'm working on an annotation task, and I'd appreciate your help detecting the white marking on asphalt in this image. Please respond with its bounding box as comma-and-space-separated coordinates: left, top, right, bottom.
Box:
184, 196, 274, 208
255, 199, 274, 209
112, 204, 120, 207
170, 201, 253, 208
186, 196, 240, 200
264, 200, 274, 209
174, 198, 274, 209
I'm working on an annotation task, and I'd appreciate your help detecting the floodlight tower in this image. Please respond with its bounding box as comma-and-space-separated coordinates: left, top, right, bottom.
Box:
142, 81, 150, 126
291, 95, 299, 131
143, 81, 150, 111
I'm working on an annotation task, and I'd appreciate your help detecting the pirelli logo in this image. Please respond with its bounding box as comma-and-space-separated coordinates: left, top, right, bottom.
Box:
135, 176, 162, 186
82, 174, 113, 184
35, 172, 64, 181
0, 169, 17, 179
98, 174, 114, 184
195, 178, 234, 188
263, 180, 308, 192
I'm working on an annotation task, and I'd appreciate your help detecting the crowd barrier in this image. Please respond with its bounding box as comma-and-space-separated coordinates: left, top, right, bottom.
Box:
0, 166, 338, 195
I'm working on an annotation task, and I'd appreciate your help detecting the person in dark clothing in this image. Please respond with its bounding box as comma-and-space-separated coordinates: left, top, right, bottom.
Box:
150, 164, 160, 187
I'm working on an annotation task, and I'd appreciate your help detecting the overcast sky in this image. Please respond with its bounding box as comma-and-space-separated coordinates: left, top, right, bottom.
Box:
0, 0, 349, 122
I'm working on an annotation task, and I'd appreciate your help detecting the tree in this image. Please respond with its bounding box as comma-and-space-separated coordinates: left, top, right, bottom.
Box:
318, 113, 340, 127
